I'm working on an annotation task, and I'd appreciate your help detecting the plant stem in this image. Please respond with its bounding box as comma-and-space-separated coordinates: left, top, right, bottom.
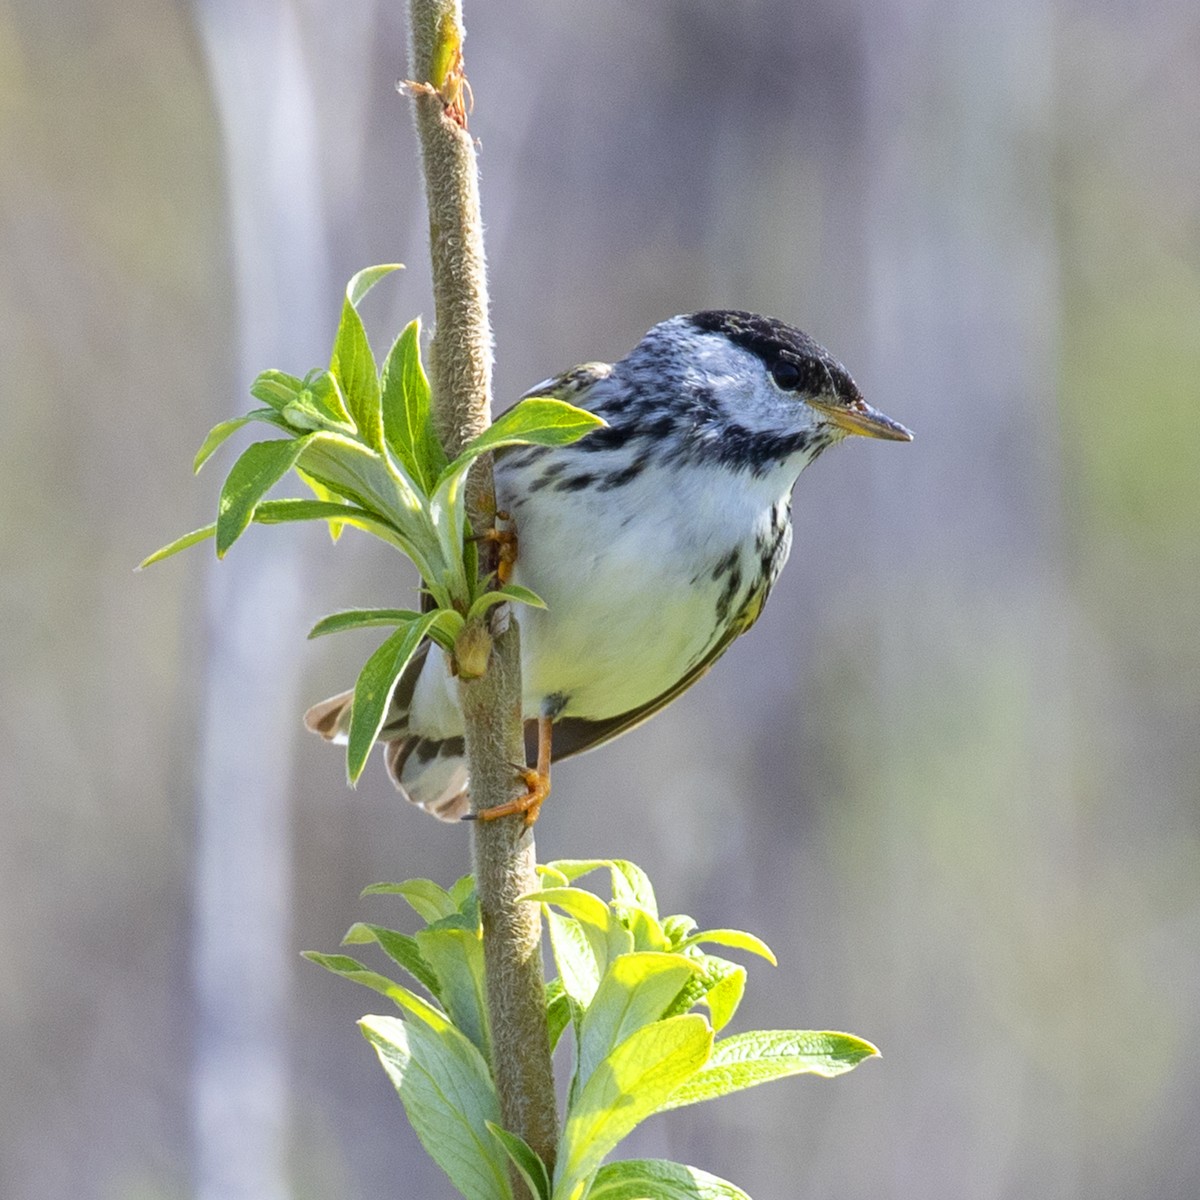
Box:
406, 0, 559, 1181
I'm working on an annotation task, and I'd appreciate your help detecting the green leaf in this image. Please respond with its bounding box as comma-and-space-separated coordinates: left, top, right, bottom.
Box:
546, 860, 658, 918
296, 466, 348, 541
253, 497, 388, 531
466, 584, 547, 623
347, 610, 445, 784
347, 262, 404, 308
546, 909, 602, 1009
679, 929, 776, 965
658, 1029, 880, 1113
616, 906, 671, 954
331, 266, 402, 450
361, 878, 459, 923
139, 497, 384, 569
342, 922, 442, 1000
545, 982, 574, 1053
661, 914, 698, 947
449, 873, 477, 909
487, 1124, 552, 1200
215, 436, 312, 557
302, 951, 447, 1021
381, 317, 447, 490
193, 409, 286, 473
250, 369, 305, 412
416, 918, 490, 1061
137, 523, 216, 569
301, 369, 354, 427
462, 397, 605, 460
575, 953, 699, 1096
588, 1159, 752, 1200
532, 887, 634, 985
308, 608, 423, 639
362, 1014, 512, 1200
697, 962, 746, 1033
296, 431, 439, 583
554, 1016, 713, 1200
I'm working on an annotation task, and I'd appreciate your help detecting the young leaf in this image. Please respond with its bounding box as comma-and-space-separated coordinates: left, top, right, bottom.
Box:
487, 1124, 552, 1200
215, 436, 313, 557
347, 262, 404, 308
531, 887, 634, 982
295, 466, 347, 541
678, 928, 776, 965
302, 951, 445, 1018
466, 585, 546, 622
449, 873, 477, 909
697, 961, 746, 1034
416, 918, 490, 1061
545, 859, 658, 918
139, 497, 379, 570
301, 370, 354, 427
347, 610, 445, 784
546, 909, 602, 1009
342, 922, 442, 1000
250, 369, 305, 411
361, 878, 460, 923
253, 498, 389, 532
193, 409, 287, 473
554, 1015, 713, 1200
138, 523, 216, 569
463, 397, 605, 458
362, 1014, 512, 1200
381, 317, 447, 490
296, 431, 438, 578
588, 1159, 752, 1200
545, 983, 574, 1053
658, 1029, 880, 1113
308, 608, 423, 639
331, 266, 402, 450
575, 953, 699, 1095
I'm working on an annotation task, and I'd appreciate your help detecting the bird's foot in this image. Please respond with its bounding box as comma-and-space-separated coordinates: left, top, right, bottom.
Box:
469, 511, 518, 585
464, 766, 549, 828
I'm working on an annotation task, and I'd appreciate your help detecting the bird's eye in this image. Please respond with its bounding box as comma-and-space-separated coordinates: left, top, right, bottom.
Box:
771, 360, 803, 391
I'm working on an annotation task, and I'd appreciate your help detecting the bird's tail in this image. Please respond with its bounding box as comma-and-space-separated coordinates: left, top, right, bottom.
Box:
303, 645, 470, 821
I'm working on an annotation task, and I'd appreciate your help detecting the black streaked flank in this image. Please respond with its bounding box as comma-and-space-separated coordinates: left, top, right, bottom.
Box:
556, 472, 597, 493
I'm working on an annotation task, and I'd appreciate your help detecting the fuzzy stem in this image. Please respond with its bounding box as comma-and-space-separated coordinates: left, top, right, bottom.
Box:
406, 0, 559, 1181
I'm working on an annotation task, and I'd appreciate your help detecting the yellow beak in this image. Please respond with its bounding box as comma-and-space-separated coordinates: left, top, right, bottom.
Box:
809, 397, 913, 442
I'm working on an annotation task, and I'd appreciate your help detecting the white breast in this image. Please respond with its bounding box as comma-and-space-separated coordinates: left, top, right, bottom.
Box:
500, 456, 794, 720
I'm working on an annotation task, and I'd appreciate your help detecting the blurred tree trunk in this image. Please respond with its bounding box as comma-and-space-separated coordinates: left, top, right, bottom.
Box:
190, 3, 332, 1197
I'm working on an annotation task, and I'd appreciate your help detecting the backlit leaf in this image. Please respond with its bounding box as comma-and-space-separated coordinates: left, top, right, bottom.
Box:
587, 1159, 752, 1200
216, 436, 313, 557
658, 1029, 880, 1113
554, 1016, 712, 1200
362, 1014, 511, 1200
347, 611, 445, 784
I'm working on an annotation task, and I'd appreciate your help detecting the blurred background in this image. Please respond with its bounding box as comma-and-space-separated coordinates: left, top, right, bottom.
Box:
3, 0, 1198, 1197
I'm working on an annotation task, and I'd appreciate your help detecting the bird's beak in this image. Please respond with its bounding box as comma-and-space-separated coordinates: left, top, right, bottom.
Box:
809, 396, 913, 441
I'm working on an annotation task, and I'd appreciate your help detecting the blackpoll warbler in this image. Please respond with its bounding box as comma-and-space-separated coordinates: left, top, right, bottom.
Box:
307, 310, 911, 822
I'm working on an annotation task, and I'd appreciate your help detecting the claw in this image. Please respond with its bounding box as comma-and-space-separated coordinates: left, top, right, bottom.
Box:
464, 714, 553, 827
473, 767, 549, 827
468, 520, 518, 586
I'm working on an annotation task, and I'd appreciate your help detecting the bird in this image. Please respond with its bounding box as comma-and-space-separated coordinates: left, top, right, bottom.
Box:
305, 310, 911, 823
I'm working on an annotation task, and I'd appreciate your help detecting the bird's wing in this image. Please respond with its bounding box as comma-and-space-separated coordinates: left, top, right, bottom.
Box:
518, 361, 613, 405
531, 583, 770, 765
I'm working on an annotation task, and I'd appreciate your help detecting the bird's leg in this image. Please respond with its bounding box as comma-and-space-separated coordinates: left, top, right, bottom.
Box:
468, 509, 518, 585
471, 714, 552, 827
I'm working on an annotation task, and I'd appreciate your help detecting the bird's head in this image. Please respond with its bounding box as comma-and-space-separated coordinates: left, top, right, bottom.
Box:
678, 310, 913, 451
